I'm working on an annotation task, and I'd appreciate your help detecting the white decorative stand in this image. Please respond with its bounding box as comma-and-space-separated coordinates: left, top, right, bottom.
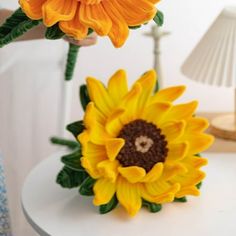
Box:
144, 25, 170, 89
22, 152, 236, 236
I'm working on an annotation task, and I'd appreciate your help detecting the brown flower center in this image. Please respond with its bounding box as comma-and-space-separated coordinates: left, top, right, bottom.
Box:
117, 120, 168, 172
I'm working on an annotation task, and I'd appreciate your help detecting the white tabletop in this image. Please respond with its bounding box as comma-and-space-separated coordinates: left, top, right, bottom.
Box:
22, 152, 236, 236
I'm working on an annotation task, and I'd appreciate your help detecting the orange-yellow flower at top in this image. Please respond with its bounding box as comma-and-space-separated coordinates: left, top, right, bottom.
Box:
78, 69, 214, 216
19, 0, 160, 47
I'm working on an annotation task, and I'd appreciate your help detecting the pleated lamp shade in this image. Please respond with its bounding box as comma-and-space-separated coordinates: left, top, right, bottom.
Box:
181, 6, 236, 141
181, 6, 236, 88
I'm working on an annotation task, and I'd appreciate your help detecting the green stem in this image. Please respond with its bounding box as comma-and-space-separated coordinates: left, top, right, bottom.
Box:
50, 136, 79, 149
65, 43, 80, 81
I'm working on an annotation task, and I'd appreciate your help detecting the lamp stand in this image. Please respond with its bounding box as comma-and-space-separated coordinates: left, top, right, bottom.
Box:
210, 88, 236, 141
144, 26, 170, 89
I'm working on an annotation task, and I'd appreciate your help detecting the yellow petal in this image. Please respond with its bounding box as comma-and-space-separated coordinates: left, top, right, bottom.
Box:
185, 117, 209, 133
166, 142, 189, 162
79, 3, 112, 36
42, 0, 77, 27
86, 77, 115, 117
105, 138, 125, 161
183, 133, 214, 154
88, 121, 110, 145
20, 0, 45, 20
151, 86, 186, 104
119, 83, 142, 124
141, 163, 163, 182
163, 101, 198, 122
182, 155, 208, 169
59, 4, 88, 40
175, 186, 200, 198
84, 102, 106, 128
171, 170, 206, 187
93, 178, 116, 206
143, 181, 180, 203
97, 160, 119, 182
139, 184, 175, 203
102, 1, 129, 47
162, 163, 187, 180
118, 166, 146, 184
134, 70, 157, 112
117, 176, 142, 216
77, 131, 90, 148
161, 120, 186, 142
141, 102, 172, 125
80, 142, 107, 179
108, 70, 128, 105
105, 109, 125, 136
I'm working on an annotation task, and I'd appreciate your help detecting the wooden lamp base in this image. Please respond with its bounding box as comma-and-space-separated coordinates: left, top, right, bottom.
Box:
210, 114, 236, 141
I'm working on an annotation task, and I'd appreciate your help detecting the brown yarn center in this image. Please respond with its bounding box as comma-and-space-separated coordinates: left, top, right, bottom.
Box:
117, 119, 168, 172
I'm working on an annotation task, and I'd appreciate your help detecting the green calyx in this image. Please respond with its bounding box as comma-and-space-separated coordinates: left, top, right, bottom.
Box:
142, 200, 162, 213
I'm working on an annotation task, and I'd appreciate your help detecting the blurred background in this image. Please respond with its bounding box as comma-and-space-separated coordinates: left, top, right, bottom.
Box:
0, 0, 236, 235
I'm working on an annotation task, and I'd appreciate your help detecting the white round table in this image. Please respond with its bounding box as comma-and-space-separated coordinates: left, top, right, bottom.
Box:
22, 152, 236, 236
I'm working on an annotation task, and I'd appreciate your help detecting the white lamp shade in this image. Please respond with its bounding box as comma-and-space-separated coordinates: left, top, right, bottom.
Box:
181, 6, 236, 87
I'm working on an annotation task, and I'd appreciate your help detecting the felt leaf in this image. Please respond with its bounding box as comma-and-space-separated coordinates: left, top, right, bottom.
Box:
80, 85, 91, 111
196, 182, 202, 189
174, 196, 187, 203
45, 23, 65, 39
142, 200, 162, 213
56, 166, 88, 189
79, 177, 96, 196
99, 195, 118, 214
50, 136, 80, 149
0, 19, 40, 48
61, 148, 83, 171
153, 10, 164, 27
0, 8, 28, 37
66, 120, 84, 138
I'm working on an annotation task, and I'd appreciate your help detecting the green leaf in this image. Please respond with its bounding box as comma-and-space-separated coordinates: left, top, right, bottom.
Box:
79, 85, 90, 111
56, 166, 88, 189
79, 177, 96, 196
65, 43, 80, 81
61, 148, 83, 171
142, 200, 162, 213
174, 196, 187, 203
66, 120, 84, 138
196, 182, 202, 189
153, 10, 164, 27
45, 24, 65, 40
50, 136, 80, 149
99, 195, 118, 214
0, 8, 28, 37
0, 19, 40, 48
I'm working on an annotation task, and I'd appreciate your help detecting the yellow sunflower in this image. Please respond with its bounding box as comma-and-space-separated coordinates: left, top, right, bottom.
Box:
78, 69, 214, 216
19, 0, 160, 47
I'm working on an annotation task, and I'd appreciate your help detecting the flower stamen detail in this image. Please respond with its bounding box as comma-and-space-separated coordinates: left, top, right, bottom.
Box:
135, 135, 153, 153
117, 119, 168, 172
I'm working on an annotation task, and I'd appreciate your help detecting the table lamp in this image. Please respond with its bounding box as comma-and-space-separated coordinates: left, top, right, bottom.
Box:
181, 6, 236, 141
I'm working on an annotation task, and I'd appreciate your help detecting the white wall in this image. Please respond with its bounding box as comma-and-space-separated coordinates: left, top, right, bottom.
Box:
70, 0, 236, 122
